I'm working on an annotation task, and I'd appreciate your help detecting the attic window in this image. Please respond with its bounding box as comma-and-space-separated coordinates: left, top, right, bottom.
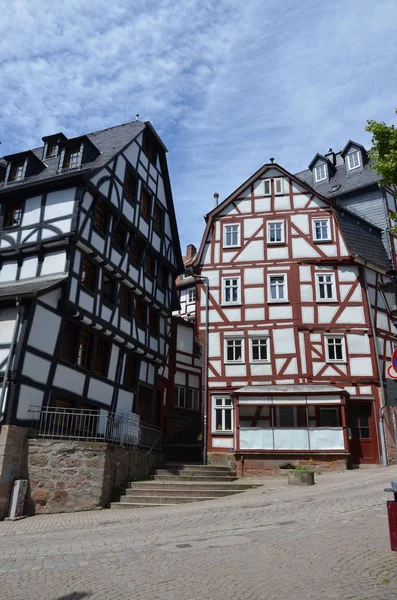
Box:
8, 160, 25, 183
314, 163, 327, 183
347, 150, 361, 171
46, 140, 58, 158
64, 145, 81, 169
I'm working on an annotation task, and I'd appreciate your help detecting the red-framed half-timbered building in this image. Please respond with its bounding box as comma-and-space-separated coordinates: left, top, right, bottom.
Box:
192, 155, 397, 476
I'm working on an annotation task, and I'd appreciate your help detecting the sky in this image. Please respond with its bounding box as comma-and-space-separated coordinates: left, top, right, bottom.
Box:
1, 0, 397, 251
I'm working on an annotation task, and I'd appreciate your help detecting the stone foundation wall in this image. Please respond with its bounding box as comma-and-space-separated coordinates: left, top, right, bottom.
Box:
0, 425, 29, 520
27, 439, 163, 515
384, 406, 397, 465
208, 453, 347, 477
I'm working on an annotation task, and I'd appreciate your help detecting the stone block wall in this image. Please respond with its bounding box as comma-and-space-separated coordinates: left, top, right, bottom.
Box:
233, 453, 348, 478
26, 439, 163, 515
0, 425, 29, 520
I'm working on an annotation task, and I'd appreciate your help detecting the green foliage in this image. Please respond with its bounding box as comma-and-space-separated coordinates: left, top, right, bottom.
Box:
295, 465, 311, 471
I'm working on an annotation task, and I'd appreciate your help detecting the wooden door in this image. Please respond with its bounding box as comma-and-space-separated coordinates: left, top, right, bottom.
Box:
347, 403, 378, 465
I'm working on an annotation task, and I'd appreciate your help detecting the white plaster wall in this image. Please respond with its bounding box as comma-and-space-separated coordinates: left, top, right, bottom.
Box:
273, 328, 295, 354
16, 385, 44, 420
87, 378, 113, 405
41, 251, 67, 276
0, 308, 16, 343
53, 364, 86, 395
44, 188, 75, 221
28, 306, 61, 355
22, 196, 41, 227
22, 352, 51, 384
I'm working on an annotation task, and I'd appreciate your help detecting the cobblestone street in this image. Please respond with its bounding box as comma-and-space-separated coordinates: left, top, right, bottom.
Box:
1, 467, 397, 600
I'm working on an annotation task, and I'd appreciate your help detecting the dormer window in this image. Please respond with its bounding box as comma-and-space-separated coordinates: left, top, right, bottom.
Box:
346, 150, 361, 171
46, 140, 58, 158
314, 163, 327, 183
8, 160, 25, 183
64, 145, 81, 169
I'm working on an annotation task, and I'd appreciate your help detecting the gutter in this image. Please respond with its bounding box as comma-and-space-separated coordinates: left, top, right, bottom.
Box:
0, 299, 23, 423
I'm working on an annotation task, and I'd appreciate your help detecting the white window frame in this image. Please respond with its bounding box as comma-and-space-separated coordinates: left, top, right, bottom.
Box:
267, 220, 285, 244
346, 150, 361, 171
274, 178, 284, 195
314, 162, 327, 183
187, 288, 196, 303
174, 385, 186, 408
267, 273, 288, 303
224, 223, 240, 248
315, 272, 337, 302
263, 179, 271, 195
325, 335, 346, 363
249, 337, 270, 363
312, 218, 332, 242
225, 337, 244, 363
222, 276, 241, 305
212, 396, 233, 433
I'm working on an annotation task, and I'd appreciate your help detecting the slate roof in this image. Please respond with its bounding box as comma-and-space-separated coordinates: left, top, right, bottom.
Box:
0, 274, 68, 300
295, 150, 380, 199
334, 207, 391, 271
0, 120, 147, 193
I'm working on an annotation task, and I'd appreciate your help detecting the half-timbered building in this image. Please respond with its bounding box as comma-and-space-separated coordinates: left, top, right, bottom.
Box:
192, 149, 397, 475
0, 119, 183, 429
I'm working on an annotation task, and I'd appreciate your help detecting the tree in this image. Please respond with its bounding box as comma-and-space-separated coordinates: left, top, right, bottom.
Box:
366, 110, 397, 230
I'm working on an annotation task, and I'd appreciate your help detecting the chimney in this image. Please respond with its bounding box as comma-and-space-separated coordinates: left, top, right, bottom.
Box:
213, 192, 219, 207
325, 147, 336, 166
185, 244, 197, 261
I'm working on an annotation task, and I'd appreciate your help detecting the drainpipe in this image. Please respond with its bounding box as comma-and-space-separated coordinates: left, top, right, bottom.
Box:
0, 299, 23, 423
363, 271, 388, 466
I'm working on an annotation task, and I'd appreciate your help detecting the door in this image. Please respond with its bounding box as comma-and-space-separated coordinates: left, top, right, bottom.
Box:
347, 403, 378, 465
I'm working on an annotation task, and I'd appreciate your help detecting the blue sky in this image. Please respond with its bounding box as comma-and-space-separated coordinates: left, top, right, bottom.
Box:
1, 0, 397, 251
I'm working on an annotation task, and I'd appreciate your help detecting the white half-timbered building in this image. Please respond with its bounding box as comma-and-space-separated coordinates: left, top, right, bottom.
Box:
193, 149, 397, 475
0, 120, 183, 428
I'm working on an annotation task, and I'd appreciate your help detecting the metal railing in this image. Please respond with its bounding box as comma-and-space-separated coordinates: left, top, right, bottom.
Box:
28, 406, 162, 450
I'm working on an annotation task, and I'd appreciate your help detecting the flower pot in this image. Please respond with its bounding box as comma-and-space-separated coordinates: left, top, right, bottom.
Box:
288, 470, 315, 486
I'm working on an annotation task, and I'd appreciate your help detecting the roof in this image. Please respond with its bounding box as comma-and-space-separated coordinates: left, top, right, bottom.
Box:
0, 274, 68, 300
234, 385, 346, 395
335, 207, 391, 271
295, 145, 380, 199
0, 120, 147, 193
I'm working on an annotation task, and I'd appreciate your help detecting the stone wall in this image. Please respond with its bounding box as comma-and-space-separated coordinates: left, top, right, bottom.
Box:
0, 425, 29, 520
27, 439, 163, 515
384, 407, 397, 465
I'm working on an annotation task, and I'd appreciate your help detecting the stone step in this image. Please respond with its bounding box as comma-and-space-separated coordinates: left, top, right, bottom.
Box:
156, 469, 237, 477
111, 502, 176, 508
153, 474, 238, 482
128, 481, 255, 491
162, 464, 234, 472
119, 495, 221, 505
125, 488, 245, 498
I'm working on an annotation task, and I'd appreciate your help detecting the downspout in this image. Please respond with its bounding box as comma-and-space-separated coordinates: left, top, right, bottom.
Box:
202, 276, 209, 465
0, 299, 23, 423
363, 270, 388, 466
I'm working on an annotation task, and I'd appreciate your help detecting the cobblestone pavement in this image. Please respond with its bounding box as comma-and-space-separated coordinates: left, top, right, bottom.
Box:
1, 467, 397, 600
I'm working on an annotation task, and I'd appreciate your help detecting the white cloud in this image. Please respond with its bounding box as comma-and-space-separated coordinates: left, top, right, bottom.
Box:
1, 0, 396, 251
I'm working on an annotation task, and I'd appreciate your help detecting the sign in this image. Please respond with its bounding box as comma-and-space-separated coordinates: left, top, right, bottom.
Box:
387, 348, 397, 380
8, 479, 28, 520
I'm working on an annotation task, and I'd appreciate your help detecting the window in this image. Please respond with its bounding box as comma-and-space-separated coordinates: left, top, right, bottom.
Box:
313, 218, 331, 242
136, 300, 147, 328
81, 260, 97, 292
46, 140, 58, 158
187, 288, 196, 303
188, 388, 200, 411
268, 274, 287, 302
347, 150, 361, 171
267, 221, 285, 244
93, 203, 107, 234
123, 354, 137, 389
325, 335, 345, 362
93, 338, 109, 376
120, 285, 132, 316
157, 265, 168, 290
140, 188, 151, 221
142, 131, 157, 164
3, 202, 23, 228
149, 310, 159, 336
144, 251, 156, 278
222, 277, 240, 304
250, 337, 269, 362
78, 331, 92, 370
316, 273, 336, 301
174, 385, 186, 408
275, 406, 297, 428
314, 163, 327, 182
224, 224, 240, 247
225, 338, 243, 362
130, 238, 143, 267
213, 397, 232, 432
320, 408, 340, 427
263, 180, 271, 195
60, 322, 79, 364
123, 169, 137, 203
103, 274, 116, 306
112, 219, 127, 251
274, 178, 284, 195
153, 203, 163, 233
64, 146, 80, 169
8, 161, 25, 182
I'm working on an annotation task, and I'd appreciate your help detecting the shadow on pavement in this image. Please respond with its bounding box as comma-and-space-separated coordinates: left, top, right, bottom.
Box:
57, 593, 92, 600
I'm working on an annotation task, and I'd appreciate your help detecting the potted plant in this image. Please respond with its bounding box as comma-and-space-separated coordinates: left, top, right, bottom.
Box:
288, 465, 315, 486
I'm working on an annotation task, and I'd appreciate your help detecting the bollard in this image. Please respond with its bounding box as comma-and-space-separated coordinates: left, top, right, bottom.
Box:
384, 481, 397, 552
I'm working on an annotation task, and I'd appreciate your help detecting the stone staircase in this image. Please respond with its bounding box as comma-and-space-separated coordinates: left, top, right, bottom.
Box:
111, 463, 258, 508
